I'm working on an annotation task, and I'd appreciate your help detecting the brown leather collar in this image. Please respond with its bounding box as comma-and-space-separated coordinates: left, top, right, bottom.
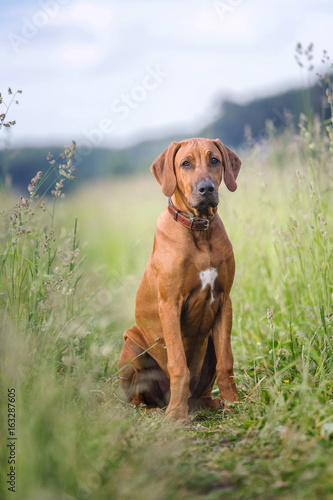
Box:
167, 198, 217, 231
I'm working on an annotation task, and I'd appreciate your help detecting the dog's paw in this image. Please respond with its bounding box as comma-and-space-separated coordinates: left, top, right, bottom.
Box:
166, 405, 189, 423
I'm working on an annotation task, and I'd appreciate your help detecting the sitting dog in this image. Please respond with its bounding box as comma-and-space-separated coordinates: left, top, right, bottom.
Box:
118, 138, 241, 422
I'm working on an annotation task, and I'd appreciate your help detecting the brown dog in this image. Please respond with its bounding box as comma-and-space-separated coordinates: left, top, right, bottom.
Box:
118, 138, 241, 422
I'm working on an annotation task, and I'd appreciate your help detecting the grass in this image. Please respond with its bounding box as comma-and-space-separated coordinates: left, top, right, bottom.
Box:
1, 112, 333, 499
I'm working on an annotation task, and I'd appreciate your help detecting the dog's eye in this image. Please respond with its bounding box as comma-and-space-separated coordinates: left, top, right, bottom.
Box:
211, 157, 220, 165
181, 161, 191, 168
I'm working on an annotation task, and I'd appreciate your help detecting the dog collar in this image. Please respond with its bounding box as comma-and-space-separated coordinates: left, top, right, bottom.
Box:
167, 198, 217, 231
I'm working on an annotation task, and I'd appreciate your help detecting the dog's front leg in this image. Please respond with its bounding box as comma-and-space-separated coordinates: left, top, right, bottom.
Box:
158, 299, 190, 422
212, 295, 239, 403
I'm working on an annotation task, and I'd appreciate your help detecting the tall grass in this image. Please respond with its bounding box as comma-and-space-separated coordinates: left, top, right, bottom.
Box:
1, 88, 333, 499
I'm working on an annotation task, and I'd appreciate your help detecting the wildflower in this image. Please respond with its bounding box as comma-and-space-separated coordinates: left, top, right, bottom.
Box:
51, 179, 65, 198
295, 42, 314, 71
50, 141, 77, 198
28, 171, 43, 198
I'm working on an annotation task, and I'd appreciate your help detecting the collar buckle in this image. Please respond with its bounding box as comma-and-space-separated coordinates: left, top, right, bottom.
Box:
168, 198, 216, 231
190, 217, 210, 230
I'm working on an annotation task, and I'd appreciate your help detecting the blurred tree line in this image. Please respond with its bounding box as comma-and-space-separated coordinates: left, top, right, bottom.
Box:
1, 78, 331, 194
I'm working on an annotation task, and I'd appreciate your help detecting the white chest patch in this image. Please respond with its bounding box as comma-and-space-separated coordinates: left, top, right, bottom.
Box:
199, 267, 218, 303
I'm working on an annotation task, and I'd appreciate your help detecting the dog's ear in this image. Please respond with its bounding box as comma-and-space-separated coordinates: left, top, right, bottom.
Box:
150, 141, 179, 197
213, 139, 242, 192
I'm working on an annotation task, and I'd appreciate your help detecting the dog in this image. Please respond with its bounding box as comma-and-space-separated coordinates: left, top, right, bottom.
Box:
118, 138, 241, 422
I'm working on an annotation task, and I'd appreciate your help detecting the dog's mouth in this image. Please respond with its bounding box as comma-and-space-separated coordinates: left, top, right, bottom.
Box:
189, 193, 219, 210
190, 199, 218, 210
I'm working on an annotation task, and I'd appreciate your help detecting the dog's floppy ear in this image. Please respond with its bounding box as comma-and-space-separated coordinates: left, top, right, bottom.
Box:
150, 141, 179, 197
213, 139, 242, 192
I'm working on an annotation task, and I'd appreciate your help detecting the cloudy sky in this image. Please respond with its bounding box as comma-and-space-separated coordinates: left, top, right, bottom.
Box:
1, 0, 332, 149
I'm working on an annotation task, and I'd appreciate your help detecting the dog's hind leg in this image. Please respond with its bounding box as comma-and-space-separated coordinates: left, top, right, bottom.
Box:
118, 332, 170, 409
118, 335, 146, 405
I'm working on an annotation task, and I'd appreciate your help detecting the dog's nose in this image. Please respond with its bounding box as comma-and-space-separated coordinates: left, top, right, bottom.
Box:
197, 181, 216, 197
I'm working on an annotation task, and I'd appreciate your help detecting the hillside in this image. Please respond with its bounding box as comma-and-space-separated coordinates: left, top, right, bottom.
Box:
1, 78, 330, 193
200, 82, 330, 145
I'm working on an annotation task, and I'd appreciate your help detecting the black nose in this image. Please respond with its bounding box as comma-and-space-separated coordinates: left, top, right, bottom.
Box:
197, 181, 216, 197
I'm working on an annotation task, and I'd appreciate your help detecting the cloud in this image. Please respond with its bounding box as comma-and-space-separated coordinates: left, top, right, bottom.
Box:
54, 42, 105, 69
62, 2, 113, 31
1, 0, 333, 148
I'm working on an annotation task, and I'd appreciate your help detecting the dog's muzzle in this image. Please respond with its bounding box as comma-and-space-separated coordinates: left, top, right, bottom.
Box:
191, 180, 218, 208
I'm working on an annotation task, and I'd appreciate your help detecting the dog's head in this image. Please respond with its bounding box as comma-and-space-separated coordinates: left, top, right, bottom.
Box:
151, 138, 241, 209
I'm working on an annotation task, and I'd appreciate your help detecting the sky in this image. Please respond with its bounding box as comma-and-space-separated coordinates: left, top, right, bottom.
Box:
1, 0, 333, 150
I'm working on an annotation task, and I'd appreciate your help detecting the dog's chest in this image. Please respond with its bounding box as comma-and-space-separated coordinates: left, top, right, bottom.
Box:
184, 238, 226, 298
198, 267, 218, 304
180, 258, 224, 337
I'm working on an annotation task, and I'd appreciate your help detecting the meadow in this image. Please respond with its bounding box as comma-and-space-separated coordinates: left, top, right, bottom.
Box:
1, 114, 333, 499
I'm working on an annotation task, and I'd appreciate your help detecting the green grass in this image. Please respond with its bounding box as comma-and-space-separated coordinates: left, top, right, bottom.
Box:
1, 122, 333, 499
